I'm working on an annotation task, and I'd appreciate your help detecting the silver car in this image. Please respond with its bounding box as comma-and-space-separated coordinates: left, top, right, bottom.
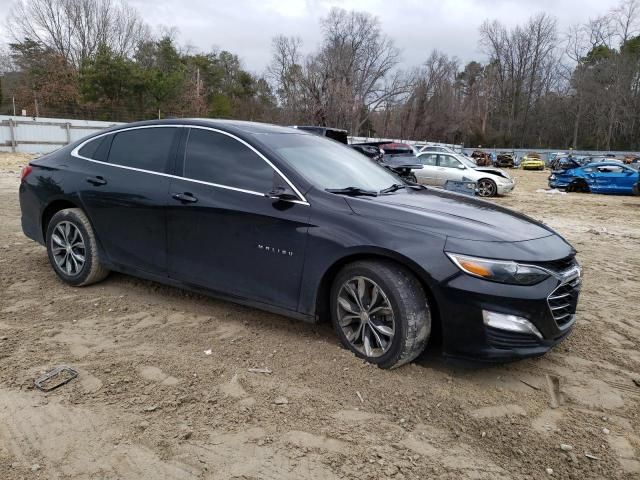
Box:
416, 152, 515, 197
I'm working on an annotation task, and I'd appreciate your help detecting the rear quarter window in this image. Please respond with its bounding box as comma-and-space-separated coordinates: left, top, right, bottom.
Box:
78, 135, 111, 162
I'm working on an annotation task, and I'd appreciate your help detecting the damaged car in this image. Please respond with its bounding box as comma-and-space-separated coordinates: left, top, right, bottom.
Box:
549, 161, 639, 195
520, 152, 545, 170
495, 152, 515, 168
416, 152, 515, 197
470, 150, 492, 166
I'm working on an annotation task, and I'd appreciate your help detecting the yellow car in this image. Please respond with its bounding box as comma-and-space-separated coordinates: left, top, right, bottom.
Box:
520, 152, 545, 170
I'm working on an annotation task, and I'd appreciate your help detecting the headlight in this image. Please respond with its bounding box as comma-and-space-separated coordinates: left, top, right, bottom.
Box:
446, 253, 550, 285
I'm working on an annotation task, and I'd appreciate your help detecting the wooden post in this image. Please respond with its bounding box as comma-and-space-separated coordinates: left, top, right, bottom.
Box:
65, 122, 71, 144
8, 119, 16, 153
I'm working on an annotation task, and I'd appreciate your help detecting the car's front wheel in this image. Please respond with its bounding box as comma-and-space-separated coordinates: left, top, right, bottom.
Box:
46, 208, 109, 286
477, 178, 497, 197
330, 260, 431, 369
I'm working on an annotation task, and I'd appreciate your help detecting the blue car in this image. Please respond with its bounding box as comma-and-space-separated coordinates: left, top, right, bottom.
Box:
549, 161, 639, 195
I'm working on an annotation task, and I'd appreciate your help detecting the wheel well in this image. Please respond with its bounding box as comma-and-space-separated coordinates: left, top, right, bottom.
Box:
41, 199, 78, 239
314, 253, 442, 344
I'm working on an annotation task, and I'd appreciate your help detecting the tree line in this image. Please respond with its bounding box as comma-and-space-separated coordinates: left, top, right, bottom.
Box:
1, 0, 640, 150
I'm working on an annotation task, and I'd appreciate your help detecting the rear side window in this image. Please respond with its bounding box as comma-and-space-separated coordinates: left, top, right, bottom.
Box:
108, 127, 178, 173
78, 135, 111, 162
184, 129, 276, 193
419, 154, 437, 166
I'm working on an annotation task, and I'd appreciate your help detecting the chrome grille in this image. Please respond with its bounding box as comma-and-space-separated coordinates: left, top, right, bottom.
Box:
547, 275, 581, 328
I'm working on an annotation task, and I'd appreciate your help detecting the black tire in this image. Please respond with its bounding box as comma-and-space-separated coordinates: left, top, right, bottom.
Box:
46, 208, 109, 286
632, 183, 639, 196
405, 173, 418, 183
566, 179, 590, 193
330, 260, 431, 369
477, 178, 497, 197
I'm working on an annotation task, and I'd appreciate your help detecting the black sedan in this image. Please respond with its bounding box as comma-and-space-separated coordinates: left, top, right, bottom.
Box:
19, 119, 581, 368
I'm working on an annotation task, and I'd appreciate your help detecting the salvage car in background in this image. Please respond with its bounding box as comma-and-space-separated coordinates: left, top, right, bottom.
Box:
495, 152, 515, 168
549, 161, 639, 195
19, 119, 580, 368
520, 152, 545, 170
470, 150, 492, 166
416, 152, 515, 197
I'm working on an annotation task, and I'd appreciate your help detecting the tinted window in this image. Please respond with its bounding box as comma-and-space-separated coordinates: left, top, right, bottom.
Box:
419, 154, 437, 166
108, 127, 177, 173
264, 133, 399, 191
439, 155, 462, 168
184, 129, 276, 193
78, 135, 110, 161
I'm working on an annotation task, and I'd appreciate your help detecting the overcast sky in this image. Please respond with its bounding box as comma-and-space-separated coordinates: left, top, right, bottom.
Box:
124, 0, 618, 73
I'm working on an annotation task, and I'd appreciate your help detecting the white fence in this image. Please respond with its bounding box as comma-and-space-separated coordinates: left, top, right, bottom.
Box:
0, 115, 122, 154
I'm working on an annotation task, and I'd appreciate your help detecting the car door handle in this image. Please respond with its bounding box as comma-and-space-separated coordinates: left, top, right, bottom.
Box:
172, 192, 198, 203
86, 176, 107, 186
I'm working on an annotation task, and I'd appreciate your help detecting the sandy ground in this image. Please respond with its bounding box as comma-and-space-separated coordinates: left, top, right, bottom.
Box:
0, 152, 639, 480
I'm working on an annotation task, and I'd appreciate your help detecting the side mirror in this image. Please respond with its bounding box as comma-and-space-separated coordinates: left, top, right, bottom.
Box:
457, 164, 466, 170
265, 186, 299, 201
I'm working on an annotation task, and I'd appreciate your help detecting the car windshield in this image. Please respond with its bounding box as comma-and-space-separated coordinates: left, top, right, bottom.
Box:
264, 133, 400, 191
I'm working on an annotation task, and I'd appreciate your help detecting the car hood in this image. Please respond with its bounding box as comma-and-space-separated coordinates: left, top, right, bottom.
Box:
346, 188, 555, 242
473, 167, 511, 179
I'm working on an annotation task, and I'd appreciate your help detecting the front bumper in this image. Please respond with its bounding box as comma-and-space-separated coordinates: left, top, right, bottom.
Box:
496, 181, 515, 194
436, 263, 581, 363
521, 163, 545, 170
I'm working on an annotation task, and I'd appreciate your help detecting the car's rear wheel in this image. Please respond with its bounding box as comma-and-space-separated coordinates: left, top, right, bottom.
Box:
330, 260, 431, 369
632, 183, 639, 196
477, 178, 497, 197
46, 208, 109, 286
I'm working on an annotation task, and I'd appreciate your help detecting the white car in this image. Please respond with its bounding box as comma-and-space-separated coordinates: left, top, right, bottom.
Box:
415, 152, 515, 197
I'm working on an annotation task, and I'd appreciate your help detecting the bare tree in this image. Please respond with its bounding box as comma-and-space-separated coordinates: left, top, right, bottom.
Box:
6, 0, 148, 66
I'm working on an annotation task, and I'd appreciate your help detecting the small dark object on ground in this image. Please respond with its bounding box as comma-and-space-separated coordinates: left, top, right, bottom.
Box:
34, 365, 78, 392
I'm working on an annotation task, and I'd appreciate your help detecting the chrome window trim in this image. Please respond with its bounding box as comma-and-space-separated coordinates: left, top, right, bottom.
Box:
70, 124, 310, 206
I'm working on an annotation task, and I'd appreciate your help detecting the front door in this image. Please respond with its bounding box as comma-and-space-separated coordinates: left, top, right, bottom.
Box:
166, 127, 310, 310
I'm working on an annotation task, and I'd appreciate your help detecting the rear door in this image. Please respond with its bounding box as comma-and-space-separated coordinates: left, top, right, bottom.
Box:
416, 153, 439, 184
166, 127, 311, 310
77, 126, 179, 274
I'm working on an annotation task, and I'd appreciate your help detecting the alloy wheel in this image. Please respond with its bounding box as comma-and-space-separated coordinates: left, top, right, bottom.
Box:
336, 276, 395, 358
477, 179, 496, 197
51, 221, 86, 276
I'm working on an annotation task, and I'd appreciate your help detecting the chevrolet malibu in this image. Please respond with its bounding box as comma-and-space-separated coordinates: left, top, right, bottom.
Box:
19, 119, 581, 368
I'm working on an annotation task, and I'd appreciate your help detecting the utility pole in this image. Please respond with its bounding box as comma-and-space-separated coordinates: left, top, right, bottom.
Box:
12, 96, 16, 116
34, 96, 39, 118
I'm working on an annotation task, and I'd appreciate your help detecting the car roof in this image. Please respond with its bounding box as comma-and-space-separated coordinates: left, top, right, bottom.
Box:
584, 161, 629, 167
102, 118, 310, 136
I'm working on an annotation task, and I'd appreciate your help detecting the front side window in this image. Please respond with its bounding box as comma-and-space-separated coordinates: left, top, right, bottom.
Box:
184, 129, 277, 193
262, 133, 399, 191
108, 127, 178, 173
439, 155, 462, 169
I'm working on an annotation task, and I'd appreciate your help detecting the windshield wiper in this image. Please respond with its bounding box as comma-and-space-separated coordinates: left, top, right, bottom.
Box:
325, 187, 378, 197
379, 183, 406, 194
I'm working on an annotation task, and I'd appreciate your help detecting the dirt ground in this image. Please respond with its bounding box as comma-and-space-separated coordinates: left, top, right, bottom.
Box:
0, 152, 639, 480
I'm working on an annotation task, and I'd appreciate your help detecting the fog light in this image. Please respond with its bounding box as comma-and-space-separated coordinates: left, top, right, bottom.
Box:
482, 310, 543, 339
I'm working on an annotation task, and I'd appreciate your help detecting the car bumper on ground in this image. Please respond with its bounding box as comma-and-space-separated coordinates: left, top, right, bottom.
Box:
436, 265, 580, 363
